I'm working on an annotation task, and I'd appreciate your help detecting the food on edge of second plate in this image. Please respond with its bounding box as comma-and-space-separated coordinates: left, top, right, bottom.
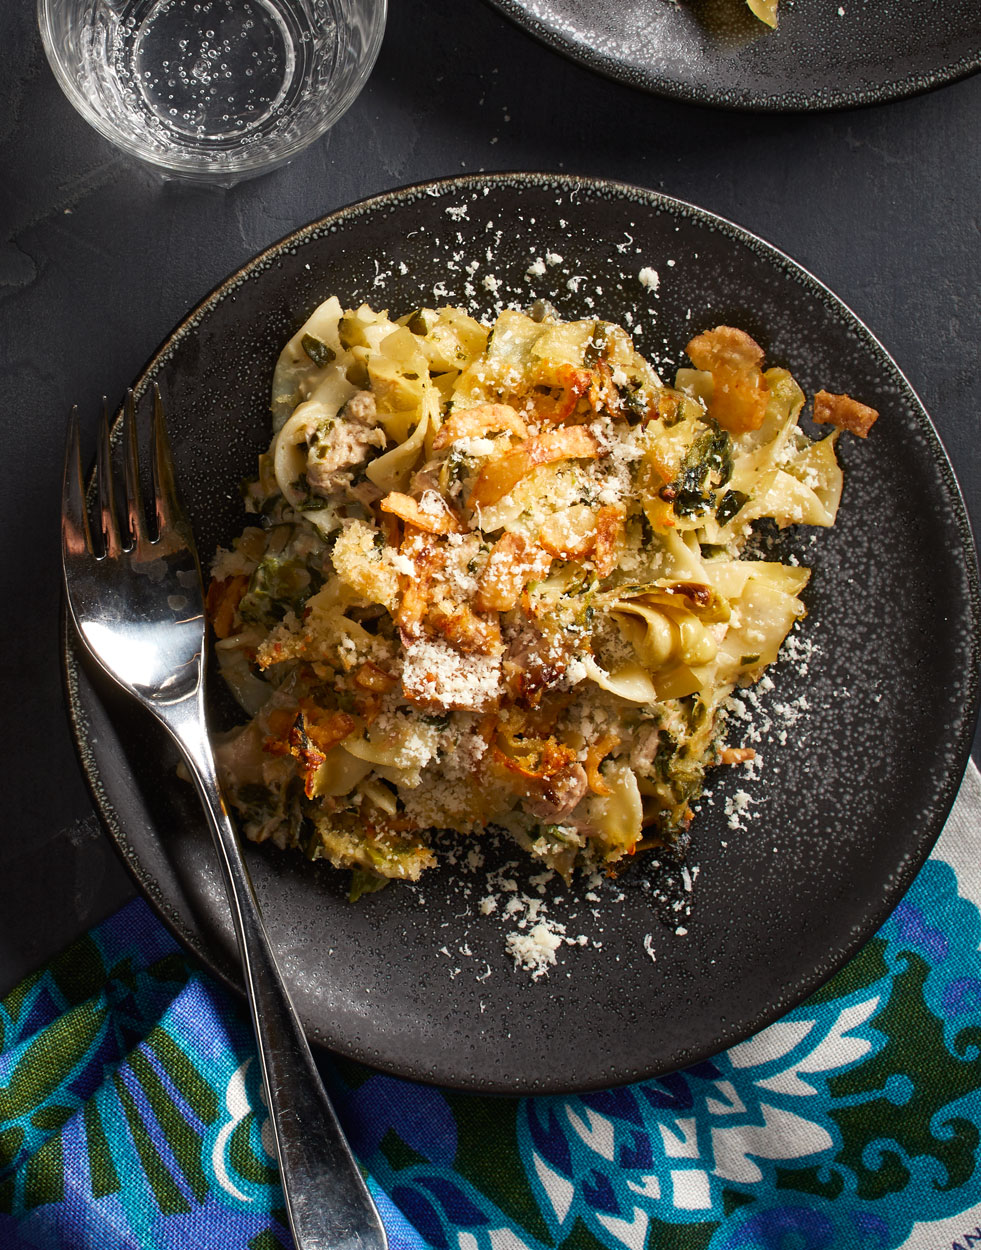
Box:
746, 0, 778, 29
206, 297, 877, 899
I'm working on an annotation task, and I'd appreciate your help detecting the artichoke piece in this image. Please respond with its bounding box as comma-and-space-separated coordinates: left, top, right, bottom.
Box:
367, 354, 424, 414
338, 315, 372, 351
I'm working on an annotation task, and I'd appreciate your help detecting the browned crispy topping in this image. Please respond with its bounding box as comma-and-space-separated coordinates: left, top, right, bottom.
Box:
584, 732, 620, 796
719, 747, 757, 765
206, 574, 249, 639
380, 490, 465, 534
431, 402, 528, 450
470, 425, 600, 508
474, 532, 550, 613
686, 325, 770, 433
813, 389, 879, 438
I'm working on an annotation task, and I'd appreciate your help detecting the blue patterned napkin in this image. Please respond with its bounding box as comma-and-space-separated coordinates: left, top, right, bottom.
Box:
1, 763, 980, 1250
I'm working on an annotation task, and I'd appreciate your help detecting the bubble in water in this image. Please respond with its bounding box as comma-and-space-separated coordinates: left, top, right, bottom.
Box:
72, 0, 357, 169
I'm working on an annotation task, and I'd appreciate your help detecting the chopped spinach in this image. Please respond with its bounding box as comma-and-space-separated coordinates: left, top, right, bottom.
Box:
239, 552, 319, 623
406, 309, 432, 335
682, 697, 708, 732
238, 782, 273, 808
654, 733, 707, 818
619, 381, 652, 422
716, 489, 749, 527
349, 868, 390, 902
301, 334, 335, 368
535, 823, 578, 845
583, 321, 610, 367
665, 420, 733, 518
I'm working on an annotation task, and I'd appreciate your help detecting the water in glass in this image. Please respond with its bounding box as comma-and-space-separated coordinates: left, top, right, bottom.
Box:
39, 0, 385, 180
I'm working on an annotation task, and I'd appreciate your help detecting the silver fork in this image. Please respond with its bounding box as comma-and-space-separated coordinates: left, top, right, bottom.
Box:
62, 388, 388, 1250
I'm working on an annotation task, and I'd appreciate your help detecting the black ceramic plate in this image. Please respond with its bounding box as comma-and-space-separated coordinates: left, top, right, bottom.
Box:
484, 0, 981, 110
64, 174, 980, 1094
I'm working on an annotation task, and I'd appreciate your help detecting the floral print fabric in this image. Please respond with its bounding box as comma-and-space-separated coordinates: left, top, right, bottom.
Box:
1, 766, 980, 1250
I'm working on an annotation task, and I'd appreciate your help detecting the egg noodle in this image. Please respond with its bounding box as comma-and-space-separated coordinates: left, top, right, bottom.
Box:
207, 297, 876, 899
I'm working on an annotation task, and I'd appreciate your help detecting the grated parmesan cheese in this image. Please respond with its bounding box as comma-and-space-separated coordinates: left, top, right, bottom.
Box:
401, 638, 502, 711
506, 921, 565, 979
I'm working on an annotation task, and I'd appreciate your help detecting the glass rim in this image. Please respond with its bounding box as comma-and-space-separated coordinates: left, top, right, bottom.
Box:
36, 0, 388, 181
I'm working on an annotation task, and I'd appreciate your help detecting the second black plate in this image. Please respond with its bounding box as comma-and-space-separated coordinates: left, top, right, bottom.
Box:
485, 0, 981, 110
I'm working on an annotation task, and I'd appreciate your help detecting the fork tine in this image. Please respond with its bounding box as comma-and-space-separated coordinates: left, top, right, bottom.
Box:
62, 406, 94, 559
123, 390, 149, 552
150, 384, 186, 538
97, 397, 123, 558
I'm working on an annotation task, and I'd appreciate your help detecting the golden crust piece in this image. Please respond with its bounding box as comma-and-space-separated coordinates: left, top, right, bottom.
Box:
429, 600, 503, 656
395, 530, 443, 639
584, 732, 619, 796
432, 403, 527, 450
471, 425, 600, 508
537, 503, 622, 577
380, 491, 465, 534
396, 529, 502, 656
353, 661, 397, 692
591, 505, 624, 578
686, 325, 770, 434
718, 746, 757, 765
538, 505, 596, 561
532, 365, 593, 425
492, 735, 587, 818
474, 532, 551, 613
813, 389, 879, 438
688, 324, 764, 370
298, 702, 357, 754
206, 575, 249, 639
260, 703, 357, 798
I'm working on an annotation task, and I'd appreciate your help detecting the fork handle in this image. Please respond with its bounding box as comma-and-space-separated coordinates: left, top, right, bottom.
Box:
165, 695, 387, 1250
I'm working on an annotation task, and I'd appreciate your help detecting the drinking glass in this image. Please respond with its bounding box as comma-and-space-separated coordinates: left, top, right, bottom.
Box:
37, 0, 386, 183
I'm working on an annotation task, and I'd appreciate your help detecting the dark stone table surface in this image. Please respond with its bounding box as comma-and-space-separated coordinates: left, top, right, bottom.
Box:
2, 0, 978, 995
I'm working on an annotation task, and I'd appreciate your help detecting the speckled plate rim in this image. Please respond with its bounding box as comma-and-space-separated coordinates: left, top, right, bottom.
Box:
482, 0, 981, 111
62, 172, 981, 1093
